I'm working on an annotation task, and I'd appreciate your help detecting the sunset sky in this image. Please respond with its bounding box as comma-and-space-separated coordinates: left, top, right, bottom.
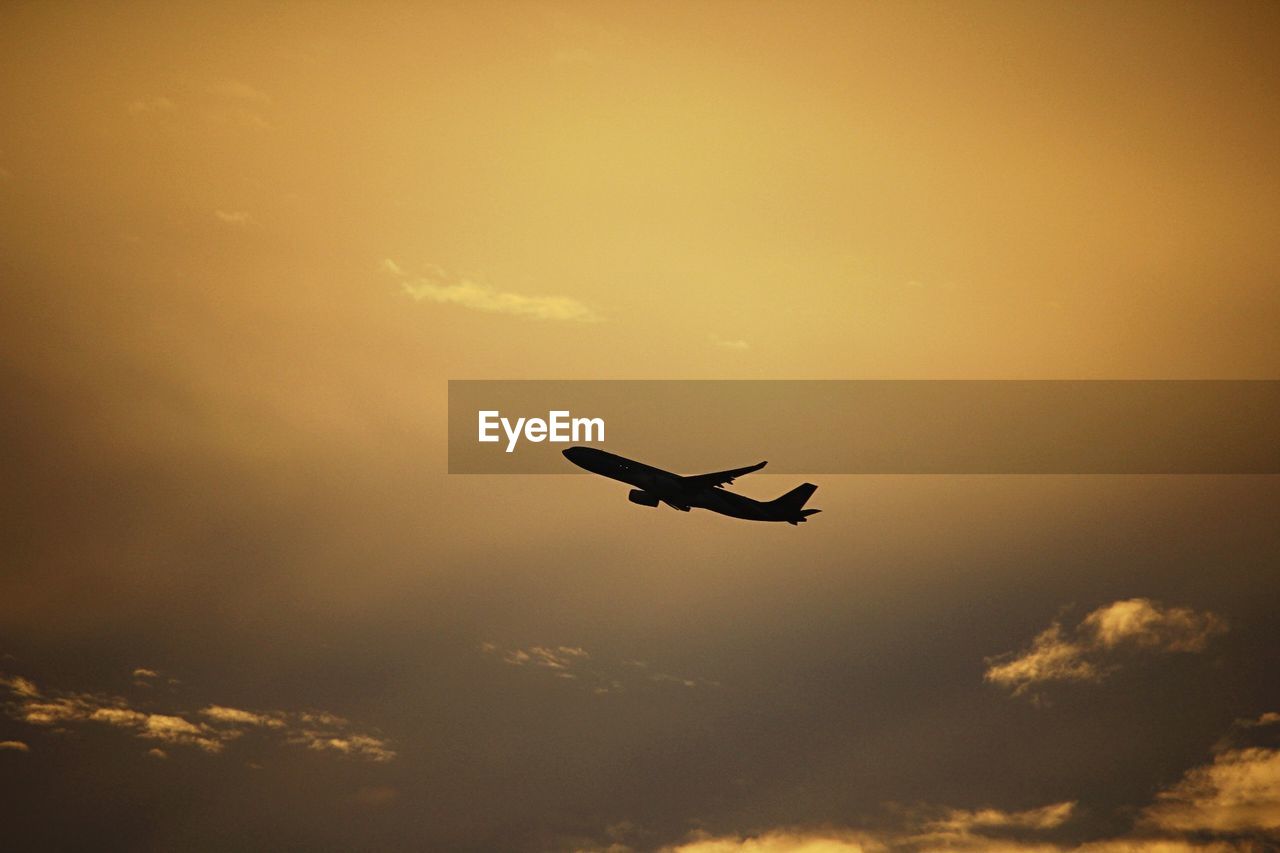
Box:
2, 2, 1278, 851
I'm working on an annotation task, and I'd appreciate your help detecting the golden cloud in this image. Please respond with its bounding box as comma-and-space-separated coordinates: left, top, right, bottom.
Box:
985, 599, 1226, 697
1082, 600, 1226, 653
634, 712, 1279, 853
483, 643, 715, 695
2, 671, 393, 762
660, 829, 889, 853
1141, 746, 1280, 837
384, 259, 603, 323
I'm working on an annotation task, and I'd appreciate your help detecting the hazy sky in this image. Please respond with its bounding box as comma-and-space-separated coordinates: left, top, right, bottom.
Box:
2, 2, 1278, 851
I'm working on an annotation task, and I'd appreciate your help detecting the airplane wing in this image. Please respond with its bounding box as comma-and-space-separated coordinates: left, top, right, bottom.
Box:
681, 460, 767, 490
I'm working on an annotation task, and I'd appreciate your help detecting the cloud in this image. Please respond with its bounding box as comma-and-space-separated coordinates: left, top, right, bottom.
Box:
2, 671, 393, 762
138, 713, 228, 752
496, 644, 591, 684
383, 259, 602, 323
922, 801, 1077, 838
206, 80, 272, 104
657, 825, 1249, 853
483, 644, 716, 695
1074, 843, 1241, 852
0, 740, 29, 752
1, 675, 40, 698
1140, 746, 1280, 837
204, 107, 272, 130
886, 800, 1079, 851
352, 785, 398, 807
638, 710, 1280, 853
131, 667, 166, 687
201, 82, 272, 129
127, 96, 175, 115
294, 733, 396, 763
14, 692, 232, 752
660, 829, 889, 852
20, 696, 98, 725
146, 748, 168, 760
711, 336, 751, 351
1081, 599, 1225, 652
200, 705, 286, 728
984, 599, 1226, 698
130, 82, 270, 128
214, 210, 255, 227
401, 278, 602, 323
502, 645, 589, 671
18, 697, 230, 753
983, 624, 1100, 694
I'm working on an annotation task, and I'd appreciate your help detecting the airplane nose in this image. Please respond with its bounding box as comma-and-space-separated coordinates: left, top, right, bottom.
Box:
563, 446, 595, 469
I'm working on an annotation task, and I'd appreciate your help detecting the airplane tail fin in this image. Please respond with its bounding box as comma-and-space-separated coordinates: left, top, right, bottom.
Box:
771, 483, 820, 523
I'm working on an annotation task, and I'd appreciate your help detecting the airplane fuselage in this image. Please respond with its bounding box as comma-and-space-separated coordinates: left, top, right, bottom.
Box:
562, 447, 819, 524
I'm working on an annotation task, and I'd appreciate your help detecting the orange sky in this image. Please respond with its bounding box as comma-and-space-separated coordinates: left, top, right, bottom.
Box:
2, 3, 1279, 851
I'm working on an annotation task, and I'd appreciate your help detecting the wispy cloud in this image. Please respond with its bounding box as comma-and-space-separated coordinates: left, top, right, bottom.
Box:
1, 670, 394, 762
352, 785, 399, 807
0, 740, 29, 752
641, 704, 1276, 852
297, 733, 396, 762
916, 801, 1077, 843
984, 622, 1101, 693
127, 96, 176, 116
131, 667, 179, 688
498, 644, 590, 675
657, 802, 1075, 853
1080, 599, 1225, 652
661, 832, 1247, 852
661, 829, 890, 852
711, 336, 750, 351
984, 599, 1226, 699
15, 692, 230, 752
202, 80, 272, 130
127, 83, 272, 129
653, 788, 1261, 851
1141, 744, 1280, 837
206, 79, 272, 105
201, 705, 286, 728
214, 210, 255, 227
1, 675, 40, 698
481, 643, 716, 695
383, 259, 603, 323
1240, 711, 1280, 729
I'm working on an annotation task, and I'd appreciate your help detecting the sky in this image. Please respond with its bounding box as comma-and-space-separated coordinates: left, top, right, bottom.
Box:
1, 1, 1279, 850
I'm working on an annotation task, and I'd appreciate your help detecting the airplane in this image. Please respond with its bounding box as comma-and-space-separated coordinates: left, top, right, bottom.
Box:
562, 446, 820, 525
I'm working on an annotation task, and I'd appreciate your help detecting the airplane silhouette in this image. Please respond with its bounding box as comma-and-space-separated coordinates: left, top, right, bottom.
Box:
562, 446, 820, 525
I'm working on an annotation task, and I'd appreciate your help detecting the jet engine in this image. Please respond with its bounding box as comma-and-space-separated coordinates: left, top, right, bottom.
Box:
627, 489, 661, 507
